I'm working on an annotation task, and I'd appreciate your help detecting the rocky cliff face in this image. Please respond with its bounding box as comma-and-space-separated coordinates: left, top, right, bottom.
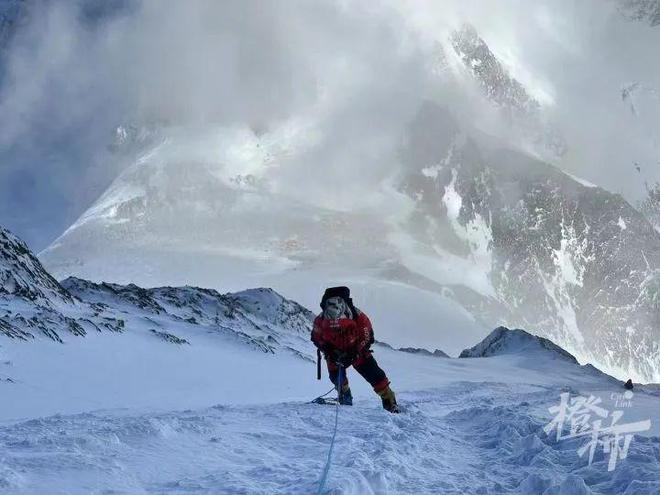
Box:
1, 226, 125, 341
1, 226, 73, 307
619, 0, 660, 26
399, 102, 660, 382
640, 182, 660, 232
449, 24, 566, 160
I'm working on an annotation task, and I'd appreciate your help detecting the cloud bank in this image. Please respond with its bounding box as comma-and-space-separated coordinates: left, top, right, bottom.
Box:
1, 0, 659, 249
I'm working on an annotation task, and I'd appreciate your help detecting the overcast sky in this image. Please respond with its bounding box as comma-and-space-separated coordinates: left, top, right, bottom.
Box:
1, 0, 659, 250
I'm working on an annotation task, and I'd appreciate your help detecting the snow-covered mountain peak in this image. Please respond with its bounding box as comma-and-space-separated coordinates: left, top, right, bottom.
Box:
40, 102, 660, 382
448, 24, 565, 161
228, 287, 315, 335
459, 326, 579, 364
1, 225, 313, 355
0, 227, 127, 342
0, 225, 73, 308
61, 277, 315, 356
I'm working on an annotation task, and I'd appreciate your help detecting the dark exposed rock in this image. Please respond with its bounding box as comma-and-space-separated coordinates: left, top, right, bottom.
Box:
451, 24, 538, 116
373, 340, 395, 351
398, 347, 449, 358
0, 317, 32, 340
60, 278, 313, 356
450, 24, 566, 159
0, 226, 129, 341
619, 0, 660, 26
150, 329, 189, 345
1, 226, 74, 307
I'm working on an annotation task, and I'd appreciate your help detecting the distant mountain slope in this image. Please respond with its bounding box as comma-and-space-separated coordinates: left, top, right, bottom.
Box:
38, 108, 660, 382
40, 128, 392, 274
398, 102, 660, 382
37, 126, 488, 357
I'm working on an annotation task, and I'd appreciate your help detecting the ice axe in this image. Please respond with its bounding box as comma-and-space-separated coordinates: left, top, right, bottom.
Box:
317, 349, 322, 380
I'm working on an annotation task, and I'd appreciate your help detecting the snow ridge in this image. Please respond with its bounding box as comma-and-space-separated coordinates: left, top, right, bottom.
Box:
62, 277, 315, 358
459, 326, 579, 363
398, 347, 449, 358
1, 225, 313, 357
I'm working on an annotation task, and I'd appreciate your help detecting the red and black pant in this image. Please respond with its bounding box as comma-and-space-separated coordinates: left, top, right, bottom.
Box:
326, 351, 389, 393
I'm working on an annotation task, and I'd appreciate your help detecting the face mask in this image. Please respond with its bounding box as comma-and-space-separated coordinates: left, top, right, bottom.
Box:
323, 296, 346, 320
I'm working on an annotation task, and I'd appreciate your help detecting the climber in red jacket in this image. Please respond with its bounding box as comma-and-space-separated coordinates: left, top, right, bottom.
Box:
311, 286, 398, 413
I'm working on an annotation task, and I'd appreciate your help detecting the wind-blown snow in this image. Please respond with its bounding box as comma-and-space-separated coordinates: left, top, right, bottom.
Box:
563, 172, 598, 189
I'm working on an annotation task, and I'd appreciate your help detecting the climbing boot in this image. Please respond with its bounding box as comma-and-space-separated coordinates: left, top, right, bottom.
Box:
338, 383, 353, 406
378, 386, 399, 413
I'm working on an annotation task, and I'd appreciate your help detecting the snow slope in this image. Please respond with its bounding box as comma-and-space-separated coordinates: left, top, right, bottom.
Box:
2, 323, 659, 494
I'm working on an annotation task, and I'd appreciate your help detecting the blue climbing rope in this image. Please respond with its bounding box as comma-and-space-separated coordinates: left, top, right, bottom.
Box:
316, 365, 343, 495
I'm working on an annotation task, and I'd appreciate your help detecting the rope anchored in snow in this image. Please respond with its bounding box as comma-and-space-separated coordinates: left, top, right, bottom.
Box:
311, 387, 337, 404
315, 365, 343, 495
